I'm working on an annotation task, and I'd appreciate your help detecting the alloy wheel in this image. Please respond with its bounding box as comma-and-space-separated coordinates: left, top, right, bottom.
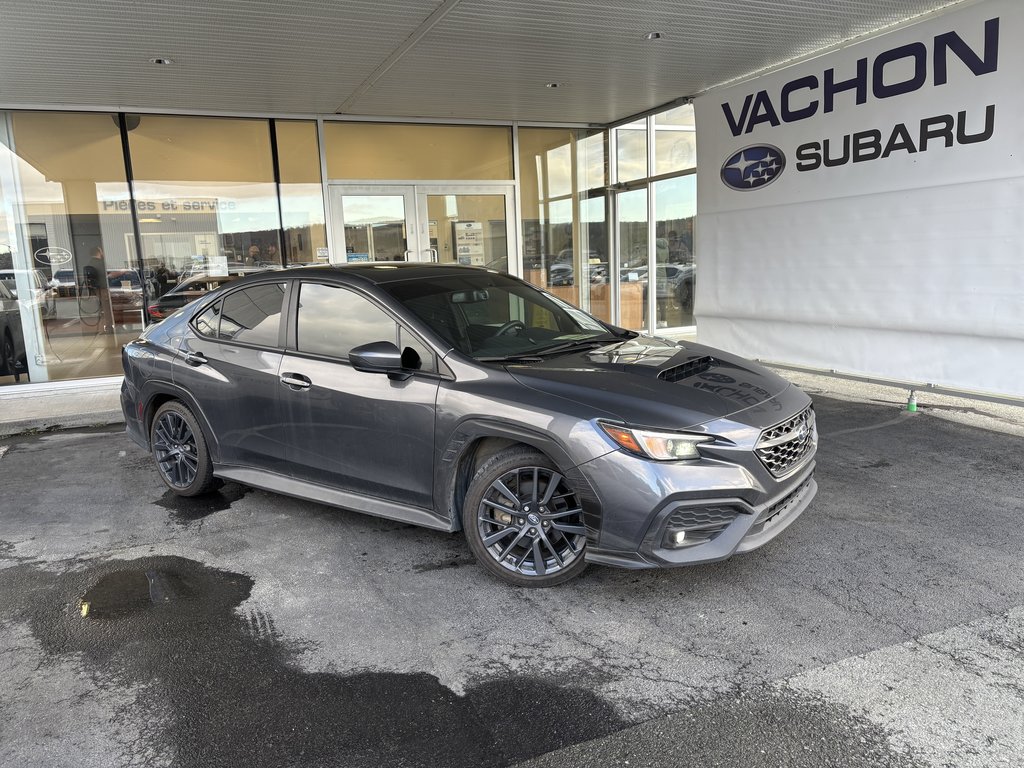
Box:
476, 466, 587, 578
152, 411, 200, 488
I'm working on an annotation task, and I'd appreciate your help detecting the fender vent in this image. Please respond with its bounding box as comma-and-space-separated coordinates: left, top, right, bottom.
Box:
659, 356, 715, 383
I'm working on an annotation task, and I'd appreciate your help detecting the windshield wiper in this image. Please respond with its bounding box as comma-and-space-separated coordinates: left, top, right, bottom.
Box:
531, 335, 622, 357
477, 354, 545, 363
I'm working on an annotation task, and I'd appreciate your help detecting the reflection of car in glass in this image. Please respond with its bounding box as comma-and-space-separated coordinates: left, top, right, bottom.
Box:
0, 269, 56, 317
548, 261, 608, 286
122, 264, 817, 587
0, 280, 28, 379
52, 269, 78, 297
148, 272, 253, 320
107, 270, 145, 325
653, 264, 695, 312
182, 258, 255, 279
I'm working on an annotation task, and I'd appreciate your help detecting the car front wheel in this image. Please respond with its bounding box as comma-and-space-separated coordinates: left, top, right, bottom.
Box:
463, 447, 588, 587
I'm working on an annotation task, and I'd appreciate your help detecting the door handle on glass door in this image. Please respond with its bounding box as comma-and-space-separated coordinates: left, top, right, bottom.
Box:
280, 372, 312, 390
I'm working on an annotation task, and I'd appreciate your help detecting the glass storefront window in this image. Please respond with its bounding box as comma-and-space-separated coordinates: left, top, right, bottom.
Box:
617, 187, 648, 330
517, 127, 607, 317
125, 115, 283, 294
275, 120, 327, 265
615, 120, 648, 183
654, 175, 696, 328
0, 111, 135, 386
654, 104, 696, 176
324, 123, 513, 181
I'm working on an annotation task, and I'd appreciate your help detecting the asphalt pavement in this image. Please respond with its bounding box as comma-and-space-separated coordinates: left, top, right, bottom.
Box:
0, 389, 1021, 767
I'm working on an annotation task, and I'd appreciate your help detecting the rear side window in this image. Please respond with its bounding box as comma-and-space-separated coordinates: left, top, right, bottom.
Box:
194, 301, 221, 337
217, 282, 286, 346
297, 282, 397, 359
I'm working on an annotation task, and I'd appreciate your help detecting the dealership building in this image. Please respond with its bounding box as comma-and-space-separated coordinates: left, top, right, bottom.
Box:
0, 0, 1020, 400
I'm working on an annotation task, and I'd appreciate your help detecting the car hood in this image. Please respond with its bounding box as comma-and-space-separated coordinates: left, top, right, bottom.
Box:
506, 336, 796, 430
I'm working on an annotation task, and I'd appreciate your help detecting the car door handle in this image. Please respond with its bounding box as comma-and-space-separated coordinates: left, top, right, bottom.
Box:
280, 372, 312, 390
183, 351, 208, 367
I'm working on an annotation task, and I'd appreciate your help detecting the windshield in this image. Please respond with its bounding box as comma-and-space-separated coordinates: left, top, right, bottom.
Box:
381, 272, 616, 360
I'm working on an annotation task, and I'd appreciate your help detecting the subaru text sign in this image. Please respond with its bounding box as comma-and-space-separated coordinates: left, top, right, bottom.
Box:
698, 1, 1016, 206
720, 145, 786, 191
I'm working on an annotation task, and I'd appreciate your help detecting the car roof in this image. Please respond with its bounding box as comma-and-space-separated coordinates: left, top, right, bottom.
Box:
232, 262, 499, 286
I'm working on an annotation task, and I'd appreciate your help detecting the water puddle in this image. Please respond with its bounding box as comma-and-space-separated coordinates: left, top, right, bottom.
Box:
154, 482, 249, 525
42, 555, 625, 767
80, 567, 200, 620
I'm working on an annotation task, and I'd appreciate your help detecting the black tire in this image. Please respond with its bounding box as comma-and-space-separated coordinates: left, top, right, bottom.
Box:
462, 447, 588, 587
150, 401, 216, 496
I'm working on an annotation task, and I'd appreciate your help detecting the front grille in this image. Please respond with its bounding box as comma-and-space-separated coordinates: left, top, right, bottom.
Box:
659, 356, 715, 383
664, 504, 741, 545
665, 505, 739, 531
755, 406, 816, 477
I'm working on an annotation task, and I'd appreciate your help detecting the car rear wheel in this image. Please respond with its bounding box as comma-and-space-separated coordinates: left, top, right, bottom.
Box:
150, 401, 216, 496
463, 447, 588, 587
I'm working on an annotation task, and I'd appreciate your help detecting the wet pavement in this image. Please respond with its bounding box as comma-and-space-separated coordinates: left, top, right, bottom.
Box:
0, 393, 1022, 767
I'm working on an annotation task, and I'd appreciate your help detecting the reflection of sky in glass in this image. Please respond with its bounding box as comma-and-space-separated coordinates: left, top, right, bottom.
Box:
341, 195, 406, 226
616, 123, 647, 183
655, 176, 696, 220
545, 143, 572, 199
132, 181, 280, 235
281, 184, 325, 225
298, 283, 397, 358
578, 133, 606, 190
549, 198, 572, 226
655, 104, 695, 128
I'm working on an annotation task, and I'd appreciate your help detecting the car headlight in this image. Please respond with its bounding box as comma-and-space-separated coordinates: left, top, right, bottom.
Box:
598, 421, 713, 461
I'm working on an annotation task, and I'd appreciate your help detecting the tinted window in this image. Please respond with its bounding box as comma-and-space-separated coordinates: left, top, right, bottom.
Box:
194, 301, 221, 337
399, 327, 436, 373
297, 283, 397, 359
218, 283, 286, 346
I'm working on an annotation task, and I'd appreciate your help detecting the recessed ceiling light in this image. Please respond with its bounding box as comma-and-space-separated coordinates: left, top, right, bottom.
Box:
643, 32, 663, 41
149, 57, 174, 65
545, 82, 560, 88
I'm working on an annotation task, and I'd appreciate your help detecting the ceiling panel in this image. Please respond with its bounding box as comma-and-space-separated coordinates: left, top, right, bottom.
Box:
0, 0, 962, 123
0, 0, 440, 114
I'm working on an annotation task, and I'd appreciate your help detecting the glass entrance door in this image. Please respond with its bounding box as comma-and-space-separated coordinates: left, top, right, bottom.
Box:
328, 185, 418, 264
414, 187, 516, 271
328, 184, 517, 269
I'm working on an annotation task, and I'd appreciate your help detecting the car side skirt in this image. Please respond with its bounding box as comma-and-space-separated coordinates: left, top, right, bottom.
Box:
215, 465, 456, 533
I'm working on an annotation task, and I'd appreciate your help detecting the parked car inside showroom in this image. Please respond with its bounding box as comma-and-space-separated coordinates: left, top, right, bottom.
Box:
121, 264, 817, 586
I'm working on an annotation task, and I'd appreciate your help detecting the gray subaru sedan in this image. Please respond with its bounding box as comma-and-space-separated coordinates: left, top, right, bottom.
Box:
121, 264, 817, 586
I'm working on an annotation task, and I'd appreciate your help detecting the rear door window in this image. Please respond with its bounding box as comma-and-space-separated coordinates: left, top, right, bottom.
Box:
216, 282, 286, 346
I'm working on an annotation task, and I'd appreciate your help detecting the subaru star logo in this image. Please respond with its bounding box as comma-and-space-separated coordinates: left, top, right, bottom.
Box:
720, 144, 786, 191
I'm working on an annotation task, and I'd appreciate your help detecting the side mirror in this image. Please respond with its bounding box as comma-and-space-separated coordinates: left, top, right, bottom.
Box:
348, 341, 410, 380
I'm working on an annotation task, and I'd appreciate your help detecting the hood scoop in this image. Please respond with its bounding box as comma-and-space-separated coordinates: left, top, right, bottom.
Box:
658, 355, 716, 383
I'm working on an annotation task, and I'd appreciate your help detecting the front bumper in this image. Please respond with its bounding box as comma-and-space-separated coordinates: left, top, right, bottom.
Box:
576, 429, 817, 570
